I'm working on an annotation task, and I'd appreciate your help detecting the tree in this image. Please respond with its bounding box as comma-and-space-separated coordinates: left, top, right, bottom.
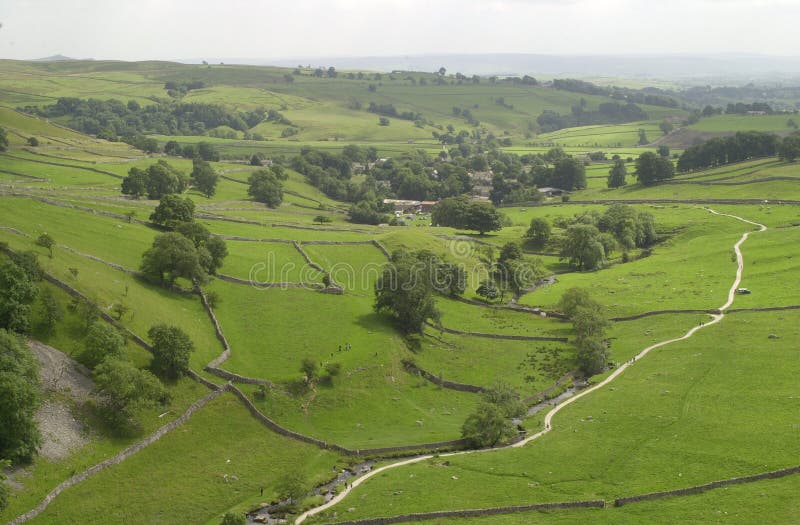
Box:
349, 200, 387, 225
36, 233, 55, 258
220, 513, 246, 525
274, 471, 306, 505
39, 288, 63, 334
0, 127, 8, 152
461, 402, 515, 448
145, 160, 187, 199
148, 324, 194, 379
659, 120, 674, 135
551, 157, 586, 191
638, 128, 649, 145
597, 204, 657, 249
483, 382, 525, 418
0, 329, 41, 463
525, 217, 551, 247
779, 134, 800, 162
140, 232, 207, 286
374, 251, 440, 334
635, 151, 674, 185
476, 279, 500, 301
68, 295, 100, 333
575, 335, 609, 376
93, 357, 166, 431
149, 194, 195, 227
121, 161, 187, 200
606, 158, 627, 188
300, 357, 318, 382
190, 159, 219, 198
10, 251, 41, 282
560, 224, 605, 270
164, 140, 182, 156
121, 167, 148, 199
174, 221, 228, 275
378, 117, 390, 126
463, 202, 503, 235
557, 287, 600, 317
657, 145, 670, 157
196, 141, 219, 162
498, 242, 522, 264
572, 306, 610, 339
249, 154, 262, 166
83, 321, 126, 368
27, 137, 39, 147
0, 259, 39, 333
248, 170, 283, 207
431, 196, 469, 228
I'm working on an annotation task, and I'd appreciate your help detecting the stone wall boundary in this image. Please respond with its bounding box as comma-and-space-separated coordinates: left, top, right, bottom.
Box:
614, 465, 800, 507
7, 388, 225, 525
402, 361, 487, 393
523, 370, 580, 405
0, 152, 124, 179
225, 383, 468, 457
326, 499, 606, 525
426, 322, 569, 342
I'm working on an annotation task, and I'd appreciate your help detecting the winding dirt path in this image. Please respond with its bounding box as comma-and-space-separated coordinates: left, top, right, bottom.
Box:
295, 208, 767, 524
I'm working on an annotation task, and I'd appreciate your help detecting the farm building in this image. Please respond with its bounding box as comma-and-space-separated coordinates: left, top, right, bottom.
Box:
537, 187, 567, 197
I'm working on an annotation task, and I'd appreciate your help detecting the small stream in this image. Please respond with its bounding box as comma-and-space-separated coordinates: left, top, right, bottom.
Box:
247, 460, 376, 524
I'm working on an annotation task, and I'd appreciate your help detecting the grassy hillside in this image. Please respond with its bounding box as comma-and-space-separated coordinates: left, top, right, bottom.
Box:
0, 59, 798, 525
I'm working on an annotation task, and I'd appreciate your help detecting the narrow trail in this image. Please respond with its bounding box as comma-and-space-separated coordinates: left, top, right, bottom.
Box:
295, 208, 767, 524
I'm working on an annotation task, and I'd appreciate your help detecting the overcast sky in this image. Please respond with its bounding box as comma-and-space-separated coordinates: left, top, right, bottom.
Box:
0, 0, 798, 61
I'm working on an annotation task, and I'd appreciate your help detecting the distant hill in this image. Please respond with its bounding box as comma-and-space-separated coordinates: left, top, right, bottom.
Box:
32, 55, 83, 62
199, 53, 800, 84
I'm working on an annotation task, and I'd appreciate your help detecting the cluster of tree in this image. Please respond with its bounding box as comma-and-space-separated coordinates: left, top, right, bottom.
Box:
122, 160, 187, 199
0, 329, 41, 467
431, 197, 503, 235
86, 320, 193, 432
141, 202, 228, 285
296, 357, 342, 392
461, 382, 525, 447
367, 102, 423, 122
476, 242, 544, 302
122, 157, 216, 200
607, 156, 628, 188
635, 151, 675, 185
163, 80, 206, 97
492, 148, 587, 200
503, 75, 539, 86
779, 132, 800, 162
724, 102, 774, 115
537, 102, 648, 133
556, 204, 657, 270
163, 140, 220, 161
189, 158, 220, 197
558, 288, 609, 376
374, 249, 469, 333
372, 149, 474, 201
0, 251, 41, 333
0, 251, 43, 486
248, 165, 287, 208
23, 98, 267, 141
552, 78, 607, 96
452, 106, 479, 126
551, 78, 679, 108
0, 126, 8, 151
676, 131, 780, 172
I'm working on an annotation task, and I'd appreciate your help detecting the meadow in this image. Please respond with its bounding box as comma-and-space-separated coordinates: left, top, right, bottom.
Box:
0, 59, 798, 525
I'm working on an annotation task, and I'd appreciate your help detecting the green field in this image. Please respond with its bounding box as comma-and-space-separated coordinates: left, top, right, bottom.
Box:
0, 59, 798, 525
